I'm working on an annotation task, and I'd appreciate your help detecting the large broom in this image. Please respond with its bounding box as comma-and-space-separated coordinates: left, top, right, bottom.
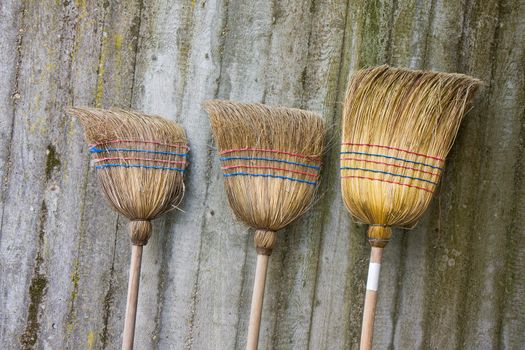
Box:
203, 100, 325, 350
340, 65, 481, 349
67, 107, 188, 350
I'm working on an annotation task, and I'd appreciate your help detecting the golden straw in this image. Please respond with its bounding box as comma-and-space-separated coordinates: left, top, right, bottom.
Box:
340, 65, 481, 349
68, 107, 188, 350
204, 100, 325, 350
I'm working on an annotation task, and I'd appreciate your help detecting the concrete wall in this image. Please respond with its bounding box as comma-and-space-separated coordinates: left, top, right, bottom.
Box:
0, 0, 523, 349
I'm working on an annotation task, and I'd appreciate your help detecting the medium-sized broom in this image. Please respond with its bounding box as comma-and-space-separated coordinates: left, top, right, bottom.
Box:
203, 100, 325, 350
340, 65, 481, 349
67, 107, 188, 350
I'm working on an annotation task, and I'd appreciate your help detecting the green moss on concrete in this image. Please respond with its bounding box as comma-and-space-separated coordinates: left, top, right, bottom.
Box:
20, 200, 49, 349
94, 30, 108, 107
65, 257, 81, 336
113, 34, 123, 50
360, 0, 381, 67
45, 144, 61, 181
20, 275, 48, 350
99, 279, 116, 349
70, 261, 80, 302
87, 330, 95, 350
130, 13, 141, 43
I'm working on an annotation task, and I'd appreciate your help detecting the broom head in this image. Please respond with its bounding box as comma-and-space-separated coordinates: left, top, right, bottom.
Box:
341, 65, 481, 247
68, 107, 188, 245
204, 100, 325, 253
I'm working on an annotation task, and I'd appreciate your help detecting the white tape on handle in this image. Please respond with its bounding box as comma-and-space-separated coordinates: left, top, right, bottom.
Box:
366, 262, 381, 291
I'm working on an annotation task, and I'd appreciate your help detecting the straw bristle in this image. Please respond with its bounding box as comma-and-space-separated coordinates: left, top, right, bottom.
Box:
341, 65, 481, 229
68, 107, 188, 229
204, 100, 325, 232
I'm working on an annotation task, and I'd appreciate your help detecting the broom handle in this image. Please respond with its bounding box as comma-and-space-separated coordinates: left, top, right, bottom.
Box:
122, 245, 143, 350
246, 253, 270, 350
360, 246, 383, 350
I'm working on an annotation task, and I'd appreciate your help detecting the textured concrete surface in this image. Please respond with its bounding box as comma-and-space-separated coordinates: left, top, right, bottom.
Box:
0, 0, 523, 349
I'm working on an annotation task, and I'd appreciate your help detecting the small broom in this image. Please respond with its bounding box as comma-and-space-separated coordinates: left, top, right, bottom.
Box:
340, 65, 481, 349
203, 100, 325, 350
67, 107, 188, 350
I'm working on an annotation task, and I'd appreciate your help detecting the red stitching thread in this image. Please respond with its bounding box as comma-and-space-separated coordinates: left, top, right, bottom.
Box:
222, 165, 318, 177
341, 143, 443, 161
340, 157, 441, 177
220, 147, 320, 161
341, 175, 434, 193
95, 157, 187, 165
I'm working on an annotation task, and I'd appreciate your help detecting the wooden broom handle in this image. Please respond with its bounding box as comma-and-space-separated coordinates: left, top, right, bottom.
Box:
360, 246, 383, 350
246, 253, 270, 350
122, 244, 143, 350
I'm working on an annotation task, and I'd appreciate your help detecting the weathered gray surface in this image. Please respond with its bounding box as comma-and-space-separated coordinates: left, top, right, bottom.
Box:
0, 0, 524, 349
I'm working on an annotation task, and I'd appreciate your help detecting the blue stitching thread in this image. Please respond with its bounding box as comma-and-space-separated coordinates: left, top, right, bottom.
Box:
223, 172, 317, 185
340, 151, 442, 170
219, 156, 320, 170
340, 167, 438, 185
90, 147, 188, 157
96, 164, 185, 172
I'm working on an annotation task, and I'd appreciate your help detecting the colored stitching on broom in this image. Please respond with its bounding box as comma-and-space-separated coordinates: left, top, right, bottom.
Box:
220, 156, 320, 170
90, 147, 188, 157
95, 164, 185, 172
220, 148, 320, 160
95, 157, 187, 165
222, 165, 318, 177
341, 175, 433, 193
90, 140, 189, 150
223, 172, 317, 185
340, 167, 438, 185
340, 157, 441, 177
341, 143, 444, 161
340, 151, 442, 170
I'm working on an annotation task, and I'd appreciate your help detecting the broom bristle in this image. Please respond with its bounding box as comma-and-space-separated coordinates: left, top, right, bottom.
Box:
68, 107, 188, 244
204, 100, 325, 233
341, 65, 481, 243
